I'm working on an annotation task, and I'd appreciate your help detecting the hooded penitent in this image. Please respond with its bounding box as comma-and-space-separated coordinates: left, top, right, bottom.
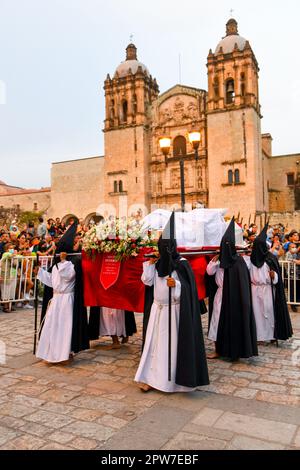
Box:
250, 224, 269, 269
219, 218, 240, 269
216, 217, 258, 360
55, 222, 78, 255
250, 224, 293, 340
156, 212, 180, 278
39, 222, 89, 354
143, 212, 209, 387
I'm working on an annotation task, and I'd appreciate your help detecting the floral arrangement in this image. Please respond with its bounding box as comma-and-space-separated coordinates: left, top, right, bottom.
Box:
82, 217, 158, 261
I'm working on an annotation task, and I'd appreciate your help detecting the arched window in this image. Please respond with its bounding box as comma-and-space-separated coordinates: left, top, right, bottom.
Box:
226, 79, 235, 104
234, 169, 240, 184
132, 94, 137, 115
213, 77, 219, 99
173, 135, 187, 157
62, 214, 79, 226
228, 170, 233, 184
121, 100, 128, 123
240, 73, 246, 97
110, 99, 115, 120
119, 180, 123, 192
114, 181, 118, 193
84, 213, 104, 227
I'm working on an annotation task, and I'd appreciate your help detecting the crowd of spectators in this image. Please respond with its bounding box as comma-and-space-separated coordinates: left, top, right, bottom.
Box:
242, 222, 300, 260
2, 216, 300, 313
242, 222, 300, 311
0, 217, 89, 312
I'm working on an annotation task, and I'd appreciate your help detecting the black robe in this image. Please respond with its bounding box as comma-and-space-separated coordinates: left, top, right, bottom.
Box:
265, 253, 293, 340
88, 307, 137, 341
216, 256, 258, 361
143, 285, 154, 348
205, 270, 218, 331
39, 257, 90, 354
142, 259, 209, 388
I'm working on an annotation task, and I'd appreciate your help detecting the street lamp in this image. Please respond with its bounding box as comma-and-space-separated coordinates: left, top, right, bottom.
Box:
159, 131, 201, 212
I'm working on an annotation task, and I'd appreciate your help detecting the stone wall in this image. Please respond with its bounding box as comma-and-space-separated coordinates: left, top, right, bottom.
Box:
104, 126, 151, 217
268, 211, 300, 231
207, 107, 267, 221
267, 153, 300, 213
0, 189, 51, 215
50, 156, 105, 221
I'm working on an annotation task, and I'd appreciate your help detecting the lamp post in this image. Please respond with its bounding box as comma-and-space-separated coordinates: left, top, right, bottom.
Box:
159, 131, 201, 212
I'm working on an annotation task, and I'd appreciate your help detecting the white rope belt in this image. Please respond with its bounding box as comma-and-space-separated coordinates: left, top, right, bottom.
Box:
153, 300, 180, 308
53, 290, 74, 295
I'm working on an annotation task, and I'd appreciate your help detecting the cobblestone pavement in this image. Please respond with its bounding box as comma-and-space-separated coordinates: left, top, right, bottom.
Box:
0, 308, 299, 450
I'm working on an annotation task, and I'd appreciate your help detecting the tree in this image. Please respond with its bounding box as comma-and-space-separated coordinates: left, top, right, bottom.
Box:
18, 210, 44, 226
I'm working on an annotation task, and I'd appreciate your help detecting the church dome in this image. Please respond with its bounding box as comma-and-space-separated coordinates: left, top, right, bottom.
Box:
115, 59, 149, 77
215, 19, 247, 54
114, 43, 149, 78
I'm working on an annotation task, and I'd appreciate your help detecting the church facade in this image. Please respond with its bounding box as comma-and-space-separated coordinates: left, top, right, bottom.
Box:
1, 19, 300, 228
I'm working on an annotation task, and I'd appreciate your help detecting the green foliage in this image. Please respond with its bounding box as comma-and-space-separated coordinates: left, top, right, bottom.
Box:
18, 210, 44, 226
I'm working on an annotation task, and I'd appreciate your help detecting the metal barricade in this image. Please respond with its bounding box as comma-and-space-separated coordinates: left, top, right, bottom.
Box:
0, 254, 53, 305
279, 259, 300, 306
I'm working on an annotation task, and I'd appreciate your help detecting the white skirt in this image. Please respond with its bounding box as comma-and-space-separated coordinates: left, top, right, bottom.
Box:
135, 301, 196, 393
36, 292, 74, 363
251, 284, 275, 341
99, 308, 126, 337
208, 286, 223, 342
0, 279, 17, 301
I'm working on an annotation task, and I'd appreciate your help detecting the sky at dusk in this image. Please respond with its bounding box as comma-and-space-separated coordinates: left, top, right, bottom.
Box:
0, 0, 299, 188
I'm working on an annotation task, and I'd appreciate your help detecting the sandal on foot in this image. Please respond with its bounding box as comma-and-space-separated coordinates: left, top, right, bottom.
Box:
206, 352, 220, 359
139, 383, 153, 393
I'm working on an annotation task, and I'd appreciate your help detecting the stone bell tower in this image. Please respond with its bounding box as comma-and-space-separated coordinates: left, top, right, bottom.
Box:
206, 19, 268, 220
103, 43, 159, 216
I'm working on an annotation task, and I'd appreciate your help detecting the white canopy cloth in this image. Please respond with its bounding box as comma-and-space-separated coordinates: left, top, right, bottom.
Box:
142, 209, 244, 247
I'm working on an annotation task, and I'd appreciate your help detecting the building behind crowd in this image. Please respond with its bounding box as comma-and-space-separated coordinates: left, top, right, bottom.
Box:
1, 18, 300, 227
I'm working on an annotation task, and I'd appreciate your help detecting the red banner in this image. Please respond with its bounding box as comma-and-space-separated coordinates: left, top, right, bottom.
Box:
82, 248, 208, 312
82, 250, 149, 312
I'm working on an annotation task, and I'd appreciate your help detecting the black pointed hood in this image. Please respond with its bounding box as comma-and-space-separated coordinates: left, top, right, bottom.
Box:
55, 222, 78, 254
250, 223, 269, 268
156, 212, 179, 277
219, 217, 239, 269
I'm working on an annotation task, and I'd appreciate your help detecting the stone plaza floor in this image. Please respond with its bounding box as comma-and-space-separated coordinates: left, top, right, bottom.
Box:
0, 308, 300, 450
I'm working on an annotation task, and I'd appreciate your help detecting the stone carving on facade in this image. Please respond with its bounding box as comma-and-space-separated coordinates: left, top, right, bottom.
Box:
159, 107, 172, 125
157, 95, 200, 127
171, 169, 180, 189
187, 101, 198, 120
173, 97, 187, 123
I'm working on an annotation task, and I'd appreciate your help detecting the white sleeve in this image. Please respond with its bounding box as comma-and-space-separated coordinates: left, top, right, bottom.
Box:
58, 262, 76, 282
272, 271, 279, 285
37, 268, 52, 288
141, 261, 156, 286
243, 255, 251, 270
172, 271, 181, 302
206, 260, 220, 276
265, 266, 279, 286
